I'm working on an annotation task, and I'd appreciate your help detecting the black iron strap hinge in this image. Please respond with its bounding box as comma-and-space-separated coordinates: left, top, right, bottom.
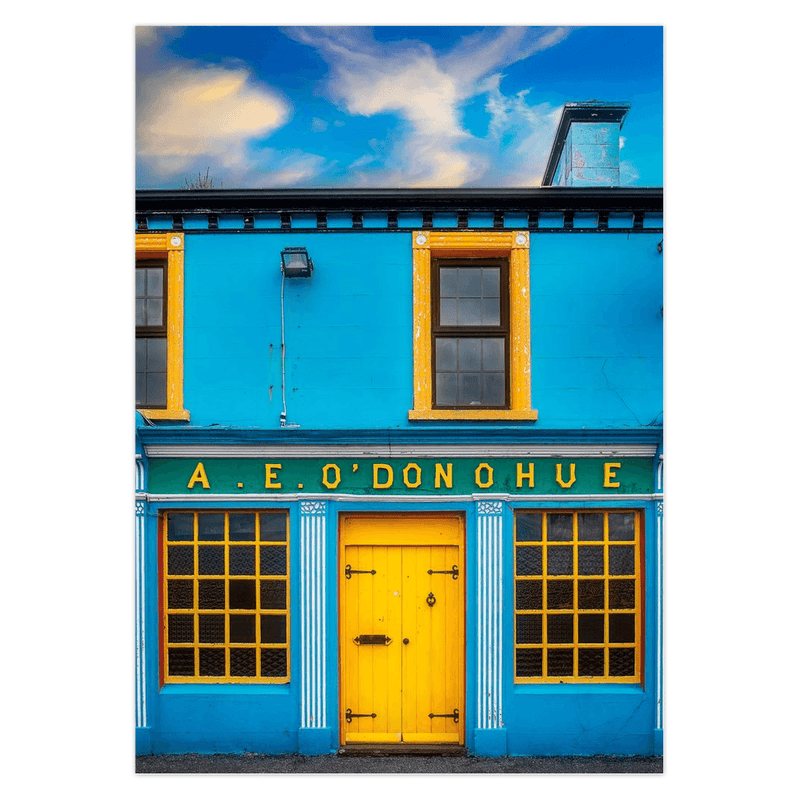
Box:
429, 709, 459, 723
345, 564, 376, 579
427, 565, 459, 580
346, 709, 377, 724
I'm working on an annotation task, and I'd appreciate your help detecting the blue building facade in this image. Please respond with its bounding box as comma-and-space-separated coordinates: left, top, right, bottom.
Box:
135, 102, 663, 757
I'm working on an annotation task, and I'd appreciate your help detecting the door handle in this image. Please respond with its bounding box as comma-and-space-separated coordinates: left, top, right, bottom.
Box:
403, 638, 410, 645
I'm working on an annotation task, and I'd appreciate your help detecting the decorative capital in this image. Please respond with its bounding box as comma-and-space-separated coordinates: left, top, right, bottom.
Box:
300, 500, 327, 516
135, 500, 145, 515
657, 501, 664, 517
477, 500, 503, 515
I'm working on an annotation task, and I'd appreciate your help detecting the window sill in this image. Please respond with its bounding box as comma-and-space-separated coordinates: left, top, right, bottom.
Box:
138, 407, 191, 422
409, 408, 538, 421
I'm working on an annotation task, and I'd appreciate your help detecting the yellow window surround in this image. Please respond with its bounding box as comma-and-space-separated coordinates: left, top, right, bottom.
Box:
135, 233, 189, 421
409, 230, 537, 421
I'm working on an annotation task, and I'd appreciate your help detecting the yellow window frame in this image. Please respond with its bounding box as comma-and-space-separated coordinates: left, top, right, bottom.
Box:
409, 230, 537, 420
135, 233, 189, 421
162, 510, 290, 684
513, 510, 643, 684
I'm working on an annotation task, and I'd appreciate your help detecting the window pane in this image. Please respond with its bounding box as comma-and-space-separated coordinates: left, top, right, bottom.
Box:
516, 614, 542, 644
578, 546, 604, 576
516, 545, 541, 576
458, 339, 481, 371
229, 614, 256, 643
135, 370, 146, 407
261, 615, 287, 644
260, 546, 287, 576
458, 297, 482, 325
609, 648, 636, 677
578, 580, 605, 610
516, 579, 542, 610
439, 267, 458, 297
482, 372, 505, 406
198, 514, 225, 541
517, 514, 543, 542
457, 268, 482, 297
546, 648, 573, 676
578, 513, 604, 541
168, 648, 194, 677
167, 514, 194, 541
147, 267, 164, 297
199, 649, 226, 677
229, 546, 255, 575
436, 338, 457, 371
198, 545, 224, 575
609, 513, 636, 541
146, 372, 167, 407
168, 614, 194, 643
482, 267, 500, 297
578, 614, 604, 643
167, 580, 194, 609
440, 297, 457, 326
578, 649, 605, 676
261, 649, 288, 678
480, 298, 501, 325
546, 546, 573, 576
259, 514, 287, 542
199, 615, 225, 643
609, 545, 635, 575
198, 580, 225, 609
516, 648, 542, 677
229, 514, 256, 541
458, 373, 481, 405
146, 298, 163, 326
547, 514, 574, 541
229, 579, 256, 609
547, 614, 573, 644
136, 298, 146, 326
168, 545, 194, 575
609, 614, 636, 643
482, 338, 504, 370
230, 649, 256, 677
260, 580, 287, 609
136, 269, 145, 296
546, 580, 573, 609
436, 371, 457, 406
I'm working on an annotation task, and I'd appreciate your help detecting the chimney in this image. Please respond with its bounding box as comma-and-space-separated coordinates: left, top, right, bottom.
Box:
541, 101, 630, 187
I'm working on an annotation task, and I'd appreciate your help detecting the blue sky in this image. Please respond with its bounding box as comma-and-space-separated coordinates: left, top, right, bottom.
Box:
136, 26, 662, 189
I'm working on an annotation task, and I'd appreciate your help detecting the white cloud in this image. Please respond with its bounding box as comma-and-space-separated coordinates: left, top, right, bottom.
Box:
137, 66, 290, 178
311, 117, 328, 132
284, 26, 572, 186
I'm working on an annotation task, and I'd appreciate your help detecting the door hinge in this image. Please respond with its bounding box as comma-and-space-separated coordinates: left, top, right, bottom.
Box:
345, 564, 376, 579
429, 709, 459, 723
346, 709, 377, 724
428, 565, 459, 580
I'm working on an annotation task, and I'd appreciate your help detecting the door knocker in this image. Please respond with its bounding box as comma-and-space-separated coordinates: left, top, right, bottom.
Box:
426, 592, 436, 607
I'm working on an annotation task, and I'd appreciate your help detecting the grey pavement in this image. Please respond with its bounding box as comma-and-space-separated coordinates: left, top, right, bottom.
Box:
136, 753, 663, 773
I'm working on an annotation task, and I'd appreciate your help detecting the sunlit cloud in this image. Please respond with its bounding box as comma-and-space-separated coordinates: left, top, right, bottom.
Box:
284, 26, 572, 186
137, 66, 290, 178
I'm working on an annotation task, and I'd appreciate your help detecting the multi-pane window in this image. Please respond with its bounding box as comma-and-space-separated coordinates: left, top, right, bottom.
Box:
514, 511, 641, 683
136, 259, 167, 408
432, 258, 509, 408
163, 511, 289, 683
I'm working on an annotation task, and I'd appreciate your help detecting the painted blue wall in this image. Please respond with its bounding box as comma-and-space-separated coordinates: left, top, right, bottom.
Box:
181, 230, 662, 430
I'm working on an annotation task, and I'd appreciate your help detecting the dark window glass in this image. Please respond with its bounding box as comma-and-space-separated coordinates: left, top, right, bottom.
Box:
547, 514, 573, 541
168, 545, 194, 575
516, 648, 542, 678
261, 648, 288, 678
198, 615, 225, 643
546, 546, 573, 576
198, 545, 224, 575
167, 513, 194, 541
229, 546, 256, 575
260, 545, 287, 575
229, 579, 256, 610
229, 513, 256, 541
198, 580, 225, 609
436, 338, 505, 406
578, 649, 605, 677
516, 514, 542, 542
546, 648, 574, 677
167, 579, 194, 610
229, 614, 256, 643
608, 580, 636, 609
198, 514, 225, 541
136, 339, 167, 407
439, 267, 501, 326
577, 513, 604, 541
578, 580, 605, 610
578, 614, 605, 644
577, 546, 604, 576
546, 614, 573, 644
516, 545, 542, 576
168, 614, 194, 643
516, 614, 542, 644
261, 615, 287, 644
609, 545, 636, 576
546, 580, 573, 609
168, 648, 194, 676
229, 648, 257, 677
198, 649, 226, 677
516, 579, 543, 610
609, 614, 636, 643
608, 648, 636, 677
608, 513, 636, 541
260, 580, 287, 610
260, 514, 287, 542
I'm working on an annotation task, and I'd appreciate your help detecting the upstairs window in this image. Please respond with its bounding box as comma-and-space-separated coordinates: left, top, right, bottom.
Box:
136, 259, 167, 408
409, 230, 537, 421
433, 258, 509, 408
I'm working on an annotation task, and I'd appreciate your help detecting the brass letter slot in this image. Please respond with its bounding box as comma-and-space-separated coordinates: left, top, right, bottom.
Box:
353, 634, 392, 646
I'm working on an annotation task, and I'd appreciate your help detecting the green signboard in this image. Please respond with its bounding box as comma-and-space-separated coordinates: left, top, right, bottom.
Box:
147, 457, 654, 495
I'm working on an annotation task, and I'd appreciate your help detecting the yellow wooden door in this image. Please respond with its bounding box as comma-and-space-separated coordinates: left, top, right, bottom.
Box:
340, 515, 464, 746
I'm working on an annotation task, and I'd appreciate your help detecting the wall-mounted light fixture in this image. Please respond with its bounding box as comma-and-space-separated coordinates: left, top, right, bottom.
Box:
281, 246, 313, 278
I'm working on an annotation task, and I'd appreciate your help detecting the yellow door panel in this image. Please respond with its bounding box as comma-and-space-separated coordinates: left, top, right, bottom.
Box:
340, 515, 464, 746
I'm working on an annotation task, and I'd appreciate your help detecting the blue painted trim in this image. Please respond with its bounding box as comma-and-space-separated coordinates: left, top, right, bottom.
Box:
160, 684, 292, 695
298, 727, 335, 754
474, 728, 508, 757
